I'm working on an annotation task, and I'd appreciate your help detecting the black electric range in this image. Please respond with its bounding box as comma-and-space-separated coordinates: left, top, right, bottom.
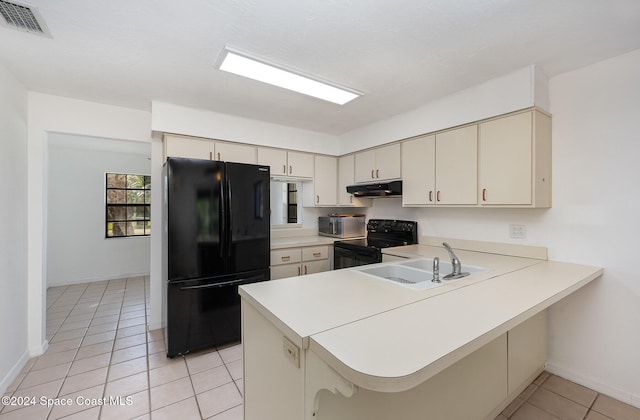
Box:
333, 219, 418, 269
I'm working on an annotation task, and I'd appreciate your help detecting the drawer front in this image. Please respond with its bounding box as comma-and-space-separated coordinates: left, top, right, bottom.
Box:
271, 248, 302, 266
302, 246, 329, 261
271, 264, 302, 280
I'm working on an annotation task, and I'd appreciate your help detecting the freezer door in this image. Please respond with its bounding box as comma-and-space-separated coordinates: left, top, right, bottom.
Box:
165, 269, 269, 357
225, 163, 270, 274
166, 158, 227, 280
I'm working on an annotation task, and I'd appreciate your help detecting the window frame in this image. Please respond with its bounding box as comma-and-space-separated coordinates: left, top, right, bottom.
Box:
105, 172, 151, 239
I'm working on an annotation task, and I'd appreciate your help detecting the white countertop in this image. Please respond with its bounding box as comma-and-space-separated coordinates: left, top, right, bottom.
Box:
239, 244, 603, 392
270, 235, 363, 249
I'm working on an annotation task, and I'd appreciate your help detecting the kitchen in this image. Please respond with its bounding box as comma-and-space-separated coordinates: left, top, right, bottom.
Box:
1, 1, 640, 419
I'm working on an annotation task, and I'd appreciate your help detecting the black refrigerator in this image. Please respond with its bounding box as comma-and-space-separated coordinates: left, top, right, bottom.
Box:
162, 157, 270, 357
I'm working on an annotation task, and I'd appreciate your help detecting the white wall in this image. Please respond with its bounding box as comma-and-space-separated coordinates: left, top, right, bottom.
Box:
365, 49, 640, 406
27, 93, 152, 354
46, 134, 151, 286
338, 66, 548, 154
151, 101, 340, 155
0, 64, 29, 395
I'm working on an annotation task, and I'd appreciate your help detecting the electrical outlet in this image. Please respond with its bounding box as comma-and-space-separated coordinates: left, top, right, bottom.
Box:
510, 224, 527, 239
283, 337, 300, 368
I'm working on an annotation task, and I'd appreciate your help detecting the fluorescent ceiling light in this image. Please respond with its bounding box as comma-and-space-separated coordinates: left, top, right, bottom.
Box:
217, 47, 361, 105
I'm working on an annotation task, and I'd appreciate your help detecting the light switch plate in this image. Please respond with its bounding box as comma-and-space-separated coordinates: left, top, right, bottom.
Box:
283, 336, 300, 368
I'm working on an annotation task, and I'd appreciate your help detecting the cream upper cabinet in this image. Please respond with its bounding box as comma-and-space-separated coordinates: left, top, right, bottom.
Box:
258, 148, 287, 176
304, 155, 337, 206
354, 143, 401, 183
287, 152, 314, 178
402, 125, 477, 206
338, 155, 372, 207
164, 134, 256, 164
479, 109, 551, 207
402, 135, 436, 205
164, 134, 214, 160
214, 142, 257, 164
435, 125, 478, 205
258, 148, 313, 178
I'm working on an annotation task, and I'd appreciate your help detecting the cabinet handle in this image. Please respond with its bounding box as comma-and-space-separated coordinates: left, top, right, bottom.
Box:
349, 196, 353, 204
304, 265, 308, 275
376, 169, 379, 178
209, 152, 212, 160
217, 152, 221, 160
316, 195, 319, 204
297, 266, 301, 276
437, 191, 441, 202
482, 188, 487, 201
371, 169, 375, 179
281, 255, 291, 261
289, 165, 293, 174
429, 191, 433, 202
313, 252, 322, 257
283, 164, 286, 174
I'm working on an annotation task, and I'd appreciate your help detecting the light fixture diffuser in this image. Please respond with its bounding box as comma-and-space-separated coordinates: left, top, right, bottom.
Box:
216, 47, 360, 105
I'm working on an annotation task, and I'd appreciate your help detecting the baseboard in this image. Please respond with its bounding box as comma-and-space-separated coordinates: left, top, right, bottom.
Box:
545, 362, 640, 409
47, 272, 150, 288
0, 349, 30, 396
29, 339, 48, 358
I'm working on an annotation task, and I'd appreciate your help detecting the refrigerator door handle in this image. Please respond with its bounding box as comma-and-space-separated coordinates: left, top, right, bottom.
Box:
178, 275, 265, 290
219, 174, 227, 258
227, 179, 233, 257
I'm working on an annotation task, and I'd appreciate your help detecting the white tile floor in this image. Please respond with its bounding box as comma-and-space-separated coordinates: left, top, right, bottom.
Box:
3, 277, 639, 420
0, 277, 243, 420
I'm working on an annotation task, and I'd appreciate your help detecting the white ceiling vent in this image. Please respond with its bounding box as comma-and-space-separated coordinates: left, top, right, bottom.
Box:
0, 0, 51, 37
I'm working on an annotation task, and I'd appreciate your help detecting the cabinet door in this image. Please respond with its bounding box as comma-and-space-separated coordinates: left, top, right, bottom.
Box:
302, 259, 330, 275
313, 156, 337, 206
258, 148, 288, 176
375, 143, 401, 181
271, 264, 302, 280
354, 150, 376, 183
402, 135, 435, 206
479, 112, 532, 205
164, 135, 214, 160
215, 142, 257, 164
287, 152, 314, 178
435, 125, 478, 205
338, 155, 371, 207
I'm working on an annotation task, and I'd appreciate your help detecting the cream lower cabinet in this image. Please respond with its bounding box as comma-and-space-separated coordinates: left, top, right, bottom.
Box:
354, 143, 401, 183
479, 109, 551, 207
402, 125, 477, 206
271, 246, 331, 280
242, 302, 548, 420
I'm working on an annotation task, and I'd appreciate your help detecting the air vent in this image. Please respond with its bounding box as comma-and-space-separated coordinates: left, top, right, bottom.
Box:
0, 0, 51, 37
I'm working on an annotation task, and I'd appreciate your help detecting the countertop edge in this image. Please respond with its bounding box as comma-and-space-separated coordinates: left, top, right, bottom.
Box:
307, 264, 604, 393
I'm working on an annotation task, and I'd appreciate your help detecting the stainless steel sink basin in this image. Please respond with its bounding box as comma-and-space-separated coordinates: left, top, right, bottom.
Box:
400, 258, 485, 275
358, 259, 486, 290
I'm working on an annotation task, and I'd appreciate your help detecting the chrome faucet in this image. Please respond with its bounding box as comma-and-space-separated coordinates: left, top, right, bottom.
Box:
443, 242, 469, 280
431, 257, 441, 283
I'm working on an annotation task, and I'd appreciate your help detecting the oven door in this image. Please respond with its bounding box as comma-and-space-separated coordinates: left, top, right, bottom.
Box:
334, 244, 381, 269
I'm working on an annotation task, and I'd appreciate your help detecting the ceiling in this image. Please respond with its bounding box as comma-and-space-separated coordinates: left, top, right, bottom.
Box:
1, 0, 639, 135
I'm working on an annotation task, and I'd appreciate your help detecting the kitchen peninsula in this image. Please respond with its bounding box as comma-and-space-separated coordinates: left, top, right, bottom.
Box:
239, 240, 603, 420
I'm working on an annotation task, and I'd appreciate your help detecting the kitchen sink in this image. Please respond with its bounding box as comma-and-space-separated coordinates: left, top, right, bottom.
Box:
400, 258, 486, 275
359, 259, 486, 290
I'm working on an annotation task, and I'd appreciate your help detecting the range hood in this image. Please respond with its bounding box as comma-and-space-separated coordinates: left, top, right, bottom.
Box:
346, 180, 402, 197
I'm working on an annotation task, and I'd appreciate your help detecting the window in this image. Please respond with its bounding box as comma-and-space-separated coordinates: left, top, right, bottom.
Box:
105, 173, 151, 238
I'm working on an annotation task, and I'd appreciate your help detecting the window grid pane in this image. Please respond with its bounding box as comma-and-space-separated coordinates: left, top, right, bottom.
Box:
105, 172, 151, 238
